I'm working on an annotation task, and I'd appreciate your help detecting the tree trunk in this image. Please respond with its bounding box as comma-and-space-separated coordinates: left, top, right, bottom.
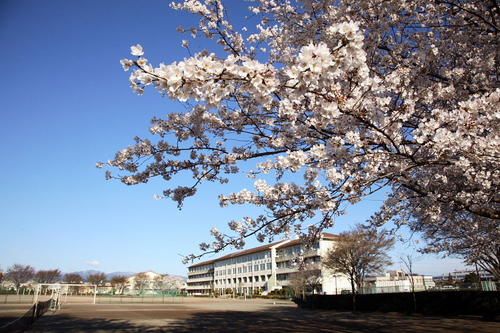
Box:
410, 279, 416, 313
350, 277, 356, 312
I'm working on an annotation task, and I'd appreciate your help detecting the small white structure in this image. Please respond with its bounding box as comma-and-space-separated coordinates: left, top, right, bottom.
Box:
363, 270, 435, 293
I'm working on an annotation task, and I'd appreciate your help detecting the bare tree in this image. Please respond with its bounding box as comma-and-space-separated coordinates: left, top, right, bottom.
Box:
88, 272, 107, 286
64, 273, 83, 284
64, 273, 84, 295
400, 255, 417, 312
323, 226, 394, 311
6, 264, 35, 293
111, 275, 128, 295
289, 266, 322, 299
34, 269, 61, 284
134, 273, 149, 294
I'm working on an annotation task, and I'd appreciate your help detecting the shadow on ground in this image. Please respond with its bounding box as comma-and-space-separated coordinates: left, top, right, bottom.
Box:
0, 316, 20, 328
27, 308, 500, 333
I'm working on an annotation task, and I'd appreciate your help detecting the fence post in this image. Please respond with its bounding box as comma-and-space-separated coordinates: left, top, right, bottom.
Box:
31, 303, 36, 324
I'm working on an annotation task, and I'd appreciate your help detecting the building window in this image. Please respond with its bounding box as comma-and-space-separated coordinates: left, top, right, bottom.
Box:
277, 274, 288, 281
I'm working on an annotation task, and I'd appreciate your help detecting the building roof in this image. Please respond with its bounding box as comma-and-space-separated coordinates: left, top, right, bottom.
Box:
188, 232, 338, 268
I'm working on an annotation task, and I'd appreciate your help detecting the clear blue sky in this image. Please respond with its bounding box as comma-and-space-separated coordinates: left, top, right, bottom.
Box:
0, 0, 467, 277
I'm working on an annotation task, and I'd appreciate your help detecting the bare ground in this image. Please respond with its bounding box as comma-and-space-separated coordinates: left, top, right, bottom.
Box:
0, 298, 497, 333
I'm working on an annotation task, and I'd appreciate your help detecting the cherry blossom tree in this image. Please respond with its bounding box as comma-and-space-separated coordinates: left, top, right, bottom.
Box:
415, 211, 499, 280
100, 0, 499, 262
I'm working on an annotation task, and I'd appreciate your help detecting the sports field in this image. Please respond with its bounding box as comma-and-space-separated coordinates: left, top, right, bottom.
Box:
1, 298, 499, 332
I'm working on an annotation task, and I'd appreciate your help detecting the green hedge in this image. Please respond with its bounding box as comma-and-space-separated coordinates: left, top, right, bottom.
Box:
295, 291, 499, 320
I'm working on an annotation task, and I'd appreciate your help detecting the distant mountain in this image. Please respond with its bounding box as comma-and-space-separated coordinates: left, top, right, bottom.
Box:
162, 273, 187, 281
106, 272, 135, 279
66, 270, 101, 280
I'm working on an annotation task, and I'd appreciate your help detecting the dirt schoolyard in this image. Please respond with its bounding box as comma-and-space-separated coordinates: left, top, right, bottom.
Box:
1, 297, 498, 332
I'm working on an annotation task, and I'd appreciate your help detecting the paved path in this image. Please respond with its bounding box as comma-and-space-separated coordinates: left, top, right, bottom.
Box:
18, 299, 500, 332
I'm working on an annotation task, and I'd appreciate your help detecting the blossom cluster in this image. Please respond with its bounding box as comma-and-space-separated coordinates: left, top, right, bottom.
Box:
100, 0, 499, 267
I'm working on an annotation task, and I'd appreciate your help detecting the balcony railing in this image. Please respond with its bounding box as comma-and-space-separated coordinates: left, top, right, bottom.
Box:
186, 285, 212, 290
187, 276, 214, 283
188, 268, 214, 276
275, 267, 300, 274
275, 250, 320, 262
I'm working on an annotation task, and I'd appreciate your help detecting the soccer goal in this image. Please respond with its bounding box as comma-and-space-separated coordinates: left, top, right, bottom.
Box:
33, 283, 98, 309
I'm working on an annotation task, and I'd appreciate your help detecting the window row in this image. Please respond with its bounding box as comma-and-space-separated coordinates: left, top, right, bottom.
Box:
215, 263, 273, 276
214, 274, 272, 285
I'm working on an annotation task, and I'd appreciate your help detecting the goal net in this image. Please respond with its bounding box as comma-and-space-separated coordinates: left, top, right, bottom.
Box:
34, 283, 98, 308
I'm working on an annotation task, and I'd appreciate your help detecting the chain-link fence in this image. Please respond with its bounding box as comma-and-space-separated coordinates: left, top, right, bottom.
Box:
0, 299, 52, 333
1, 293, 36, 304
95, 294, 184, 304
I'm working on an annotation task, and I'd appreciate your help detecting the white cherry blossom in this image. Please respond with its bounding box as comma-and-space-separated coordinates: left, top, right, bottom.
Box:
130, 44, 144, 56
100, 0, 500, 274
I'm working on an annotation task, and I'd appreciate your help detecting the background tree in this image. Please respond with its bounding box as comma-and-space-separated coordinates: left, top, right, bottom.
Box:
64, 273, 83, 284
100, 0, 499, 261
64, 273, 84, 295
111, 275, 128, 295
400, 255, 417, 312
415, 216, 499, 281
289, 266, 322, 299
34, 269, 61, 284
161, 277, 180, 292
6, 264, 35, 293
88, 272, 107, 286
463, 272, 481, 287
134, 273, 149, 294
153, 275, 165, 292
323, 226, 394, 311
446, 273, 455, 286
